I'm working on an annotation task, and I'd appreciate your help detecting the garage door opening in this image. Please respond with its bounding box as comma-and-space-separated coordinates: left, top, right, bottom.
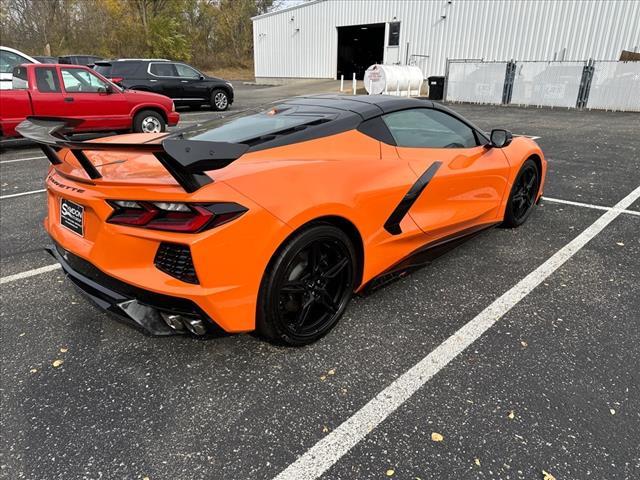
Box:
337, 23, 385, 80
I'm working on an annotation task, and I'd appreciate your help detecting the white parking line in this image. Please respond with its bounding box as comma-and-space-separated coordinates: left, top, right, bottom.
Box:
0, 189, 46, 200
543, 196, 640, 217
0, 263, 61, 285
0, 155, 46, 164
273, 184, 640, 480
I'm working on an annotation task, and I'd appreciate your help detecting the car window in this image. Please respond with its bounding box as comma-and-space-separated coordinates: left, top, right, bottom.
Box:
149, 62, 178, 77
176, 63, 200, 79
61, 68, 109, 93
11, 66, 28, 89
35, 67, 61, 93
93, 64, 112, 77
0, 50, 32, 74
112, 62, 140, 76
184, 108, 326, 143
382, 108, 478, 148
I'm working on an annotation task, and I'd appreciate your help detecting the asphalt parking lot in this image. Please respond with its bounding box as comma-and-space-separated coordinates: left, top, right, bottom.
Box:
1, 83, 639, 480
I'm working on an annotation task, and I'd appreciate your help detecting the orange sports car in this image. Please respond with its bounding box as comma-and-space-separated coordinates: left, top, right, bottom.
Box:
18, 95, 546, 345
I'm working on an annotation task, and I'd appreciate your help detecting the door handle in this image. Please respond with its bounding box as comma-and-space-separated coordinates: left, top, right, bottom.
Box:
150, 79, 157, 82
64, 97, 74, 102
181, 80, 188, 83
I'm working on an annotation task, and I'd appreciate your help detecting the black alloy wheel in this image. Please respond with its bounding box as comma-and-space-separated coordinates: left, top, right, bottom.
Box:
257, 225, 356, 346
503, 159, 540, 227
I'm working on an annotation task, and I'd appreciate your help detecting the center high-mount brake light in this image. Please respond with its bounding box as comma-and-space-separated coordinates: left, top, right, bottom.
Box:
106, 201, 247, 233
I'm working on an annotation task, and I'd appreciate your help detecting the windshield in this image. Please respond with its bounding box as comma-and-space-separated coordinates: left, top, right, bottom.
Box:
179, 106, 332, 144
1, 49, 33, 74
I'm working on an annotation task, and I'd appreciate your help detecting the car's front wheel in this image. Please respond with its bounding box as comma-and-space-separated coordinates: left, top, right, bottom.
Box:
133, 110, 166, 133
210, 89, 230, 111
502, 158, 540, 227
257, 224, 356, 346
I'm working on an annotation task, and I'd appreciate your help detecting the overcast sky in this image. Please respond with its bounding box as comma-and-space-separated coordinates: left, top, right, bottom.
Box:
275, 0, 308, 11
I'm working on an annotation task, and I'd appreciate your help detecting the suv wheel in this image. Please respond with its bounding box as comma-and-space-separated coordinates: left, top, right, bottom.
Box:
211, 89, 229, 111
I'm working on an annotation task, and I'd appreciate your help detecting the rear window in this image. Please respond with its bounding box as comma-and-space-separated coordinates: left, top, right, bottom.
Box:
95, 62, 139, 78
35, 67, 61, 92
112, 62, 140, 76
11, 66, 28, 89
93, 64, 112, 76
181, 107, 332, 144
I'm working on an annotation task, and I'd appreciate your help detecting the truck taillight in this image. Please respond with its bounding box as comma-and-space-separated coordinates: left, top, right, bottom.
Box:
106, 201, 247, 233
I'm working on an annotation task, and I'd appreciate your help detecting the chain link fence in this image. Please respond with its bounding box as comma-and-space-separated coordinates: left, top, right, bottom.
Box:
445, 61, 507, 105
444, 59, 640, 112
588, 61, 640, 112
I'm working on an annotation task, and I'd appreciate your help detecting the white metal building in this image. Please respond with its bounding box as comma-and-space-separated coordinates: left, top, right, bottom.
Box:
252, 0, 640, 83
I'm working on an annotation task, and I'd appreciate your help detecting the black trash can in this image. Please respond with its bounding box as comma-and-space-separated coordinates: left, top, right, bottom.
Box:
427, 76, 445, 100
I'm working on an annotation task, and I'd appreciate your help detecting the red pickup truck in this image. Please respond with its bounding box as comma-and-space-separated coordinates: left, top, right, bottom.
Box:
0, 64, 179, 138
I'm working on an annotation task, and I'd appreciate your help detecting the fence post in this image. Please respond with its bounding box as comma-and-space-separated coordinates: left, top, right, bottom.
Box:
340, 74, 344, 92
501, 59, 516, 105
576, 58, 595, 109
352, 72, 356, 95
443, 58, 450, 101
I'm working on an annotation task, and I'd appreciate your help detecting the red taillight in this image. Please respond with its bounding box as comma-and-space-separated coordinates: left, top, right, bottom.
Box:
106, 201, 246, 233
109, 77, 124, 84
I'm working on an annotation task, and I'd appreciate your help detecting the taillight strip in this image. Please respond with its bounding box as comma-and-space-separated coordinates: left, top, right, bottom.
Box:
106, 201, 247, 233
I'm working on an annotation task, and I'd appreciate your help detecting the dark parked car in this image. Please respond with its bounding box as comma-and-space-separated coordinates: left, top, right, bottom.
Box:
94, 59, 234, 110
33, 56, 58, 64
59, 55, 104, 66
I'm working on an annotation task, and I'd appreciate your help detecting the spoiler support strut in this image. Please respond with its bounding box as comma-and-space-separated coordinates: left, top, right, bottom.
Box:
71, 149, 102, 179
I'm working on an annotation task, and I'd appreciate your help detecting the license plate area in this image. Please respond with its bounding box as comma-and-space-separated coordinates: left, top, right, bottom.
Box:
60, 198, 84, 236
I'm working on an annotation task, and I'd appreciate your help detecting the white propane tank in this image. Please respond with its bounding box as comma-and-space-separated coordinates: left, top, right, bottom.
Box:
364, 64, 424, 96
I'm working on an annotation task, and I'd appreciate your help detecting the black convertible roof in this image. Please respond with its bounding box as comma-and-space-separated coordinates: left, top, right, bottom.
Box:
280, 94, 436, 120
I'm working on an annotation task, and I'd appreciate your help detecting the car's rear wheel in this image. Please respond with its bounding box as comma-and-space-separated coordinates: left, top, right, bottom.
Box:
133, 110, 166, 133
210, 89, 229, 111
257, 224, 356, 346
502, 158, 540, 227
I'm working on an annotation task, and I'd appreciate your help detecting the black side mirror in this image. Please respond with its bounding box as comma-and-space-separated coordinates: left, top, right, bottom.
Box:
490, 129, 513, 148
199, 75, 205, 80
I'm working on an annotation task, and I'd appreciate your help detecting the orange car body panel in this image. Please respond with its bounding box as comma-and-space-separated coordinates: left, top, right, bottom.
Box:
43, 114, 546, 334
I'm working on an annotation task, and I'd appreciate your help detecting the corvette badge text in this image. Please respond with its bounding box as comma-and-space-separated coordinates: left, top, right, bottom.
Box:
47, 174, 85, 194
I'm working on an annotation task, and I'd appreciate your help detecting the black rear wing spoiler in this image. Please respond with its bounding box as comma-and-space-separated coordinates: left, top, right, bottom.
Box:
15, 117, 249, 193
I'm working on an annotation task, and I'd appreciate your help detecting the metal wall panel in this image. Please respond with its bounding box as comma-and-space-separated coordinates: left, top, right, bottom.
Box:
588, 62, 640, 112
446, 62, 507, 104
253, 0, 640, 80
511, 61, 585, 108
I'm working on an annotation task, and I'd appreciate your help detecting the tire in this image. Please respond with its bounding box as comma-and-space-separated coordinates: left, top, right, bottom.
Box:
210, 88, 229, 111
257, 224, 356, 346
502, 158, 540, 228
132, 110, 166, 133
